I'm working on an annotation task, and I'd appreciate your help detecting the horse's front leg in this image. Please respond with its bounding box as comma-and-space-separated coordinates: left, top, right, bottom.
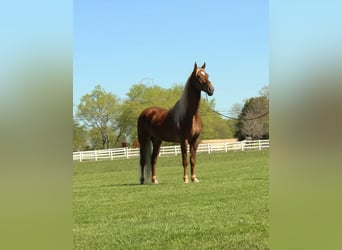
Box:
180, 141, 189, 183
190, 138, 200, 183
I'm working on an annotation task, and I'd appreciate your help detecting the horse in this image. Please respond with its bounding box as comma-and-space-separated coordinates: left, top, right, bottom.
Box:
137, 62, 214, 184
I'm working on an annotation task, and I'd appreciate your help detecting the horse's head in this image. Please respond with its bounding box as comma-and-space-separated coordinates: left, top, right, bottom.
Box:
192, 62, 214, 96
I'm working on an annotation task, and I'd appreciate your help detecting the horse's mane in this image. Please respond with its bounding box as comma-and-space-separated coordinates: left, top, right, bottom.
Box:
170, 73, 199, 127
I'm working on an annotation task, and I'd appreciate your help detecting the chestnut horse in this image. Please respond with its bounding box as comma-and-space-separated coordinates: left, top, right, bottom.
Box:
137, 62, 214, 184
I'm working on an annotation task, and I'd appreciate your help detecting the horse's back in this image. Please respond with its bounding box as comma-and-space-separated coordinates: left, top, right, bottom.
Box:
138, 107, 168, 124
138, 107, 168, 131
137, 107, 181, 142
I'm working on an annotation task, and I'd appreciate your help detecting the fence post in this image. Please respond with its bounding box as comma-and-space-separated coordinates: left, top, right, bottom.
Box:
110, 149, 113, 160
174, 145, 177, 156
225, 143, 228, 152
207, 144, 211, 154
79, 152, 82, 162
95, 150, 98, 161
241, 141, 244, 151
258, 140, 262, 150
125, 147, 129, 159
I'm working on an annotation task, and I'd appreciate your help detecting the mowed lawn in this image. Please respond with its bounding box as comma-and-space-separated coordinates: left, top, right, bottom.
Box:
73, 151, 269, 249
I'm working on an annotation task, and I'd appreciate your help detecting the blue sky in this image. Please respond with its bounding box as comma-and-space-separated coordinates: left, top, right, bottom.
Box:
74, 0, 268, 114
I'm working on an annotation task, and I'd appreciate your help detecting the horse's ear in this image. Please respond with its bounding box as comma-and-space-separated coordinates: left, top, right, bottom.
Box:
201, 62, 206, 69
193, 62, 198, 72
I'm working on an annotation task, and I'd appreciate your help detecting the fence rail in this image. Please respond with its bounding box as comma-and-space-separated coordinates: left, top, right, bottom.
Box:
73, 139, 269, 162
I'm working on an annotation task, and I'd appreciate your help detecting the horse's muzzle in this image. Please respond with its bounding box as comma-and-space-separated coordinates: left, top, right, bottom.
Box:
207, 89, 214, 96
205, 83, 214, 96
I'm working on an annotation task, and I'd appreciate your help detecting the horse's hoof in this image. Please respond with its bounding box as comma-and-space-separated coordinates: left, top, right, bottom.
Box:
191, 177, 200, 183
140, 177, 145, 185
152, 178, 159, 184
184, 177, 189, 184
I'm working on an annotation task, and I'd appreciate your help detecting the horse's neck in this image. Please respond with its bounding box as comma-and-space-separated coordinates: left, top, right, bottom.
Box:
172, 79, 201, 122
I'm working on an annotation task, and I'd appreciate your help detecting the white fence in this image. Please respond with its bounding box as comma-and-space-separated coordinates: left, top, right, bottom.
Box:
73, 139, 269, 162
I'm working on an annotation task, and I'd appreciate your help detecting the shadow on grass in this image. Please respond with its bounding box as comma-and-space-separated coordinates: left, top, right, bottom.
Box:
100, 183, 169, 187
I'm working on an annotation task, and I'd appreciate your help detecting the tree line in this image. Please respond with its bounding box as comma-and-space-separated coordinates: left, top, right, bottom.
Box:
73, 84, 269, 151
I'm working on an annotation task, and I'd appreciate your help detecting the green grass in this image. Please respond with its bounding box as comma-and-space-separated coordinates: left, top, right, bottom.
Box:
73, 151, 269, 249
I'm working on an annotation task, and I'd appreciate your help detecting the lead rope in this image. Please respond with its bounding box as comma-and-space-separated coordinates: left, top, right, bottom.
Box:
204, 93, 269, 121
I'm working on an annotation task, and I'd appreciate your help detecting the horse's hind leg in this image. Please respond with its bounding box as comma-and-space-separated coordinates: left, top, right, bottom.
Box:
151, 138, 162, 184
139, 143, 146, 184
138, 131, 151, 184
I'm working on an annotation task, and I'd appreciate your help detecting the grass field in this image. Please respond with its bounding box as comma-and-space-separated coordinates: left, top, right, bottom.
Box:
73, 151, 269, 249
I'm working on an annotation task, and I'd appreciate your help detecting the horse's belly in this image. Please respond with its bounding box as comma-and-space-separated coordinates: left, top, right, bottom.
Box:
150, 127, 181, 142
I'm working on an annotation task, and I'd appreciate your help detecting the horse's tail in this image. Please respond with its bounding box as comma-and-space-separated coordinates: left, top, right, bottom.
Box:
144, 139, 152, 183
137, 112, 152, 184
139, 138, 152, 184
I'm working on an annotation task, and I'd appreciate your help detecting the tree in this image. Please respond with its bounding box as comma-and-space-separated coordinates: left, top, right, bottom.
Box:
259, 85, 269, 98
87, 127, 118, 150
235, 94, 269, 140
76, 85, 122, 149
230, 103, 243, 119
73, 119, 88, 151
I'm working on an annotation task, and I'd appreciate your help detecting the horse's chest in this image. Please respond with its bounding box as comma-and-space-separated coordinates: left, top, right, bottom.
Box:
184, 116, 202, 135
191, 119, 202, 135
